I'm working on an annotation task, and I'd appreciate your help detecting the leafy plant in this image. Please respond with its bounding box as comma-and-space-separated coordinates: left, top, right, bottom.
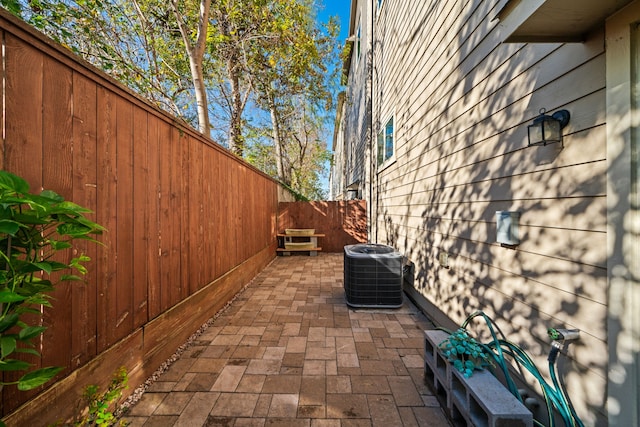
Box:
0, 170, 103, 391
75, 367, 129, 426
438, 328, 493, 378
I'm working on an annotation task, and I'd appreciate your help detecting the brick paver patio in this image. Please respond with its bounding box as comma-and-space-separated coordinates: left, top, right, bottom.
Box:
122, 253, 452, 427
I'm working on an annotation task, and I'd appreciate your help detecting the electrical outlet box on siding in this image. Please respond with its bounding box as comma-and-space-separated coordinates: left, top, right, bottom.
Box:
496, 211, 520, 246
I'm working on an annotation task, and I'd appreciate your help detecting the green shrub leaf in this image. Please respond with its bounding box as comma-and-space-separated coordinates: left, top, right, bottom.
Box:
38, 189, 64, 203
49, 240, 72, 250
0, 290, 27, 303
15, 347, 41, 357
17, 366, 63, 390
0, 171, 29, 193
0, 220, 21, 235
0, 313, 20, 333
1, 336, 16, 358
0, 171, 103, 396
19, 326, 46, 341
32, 262, 53, 274
0, 359, 32, 371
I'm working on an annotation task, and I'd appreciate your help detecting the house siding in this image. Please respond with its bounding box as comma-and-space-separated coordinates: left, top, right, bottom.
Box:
330, 93, 346, 200
341, 1, 372, 201
359, 0, 608, 425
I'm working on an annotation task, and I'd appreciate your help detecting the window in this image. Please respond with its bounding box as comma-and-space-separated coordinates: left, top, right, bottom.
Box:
377, 0, 384, 11
356, 18, 361, 63
377, 115, 395, 167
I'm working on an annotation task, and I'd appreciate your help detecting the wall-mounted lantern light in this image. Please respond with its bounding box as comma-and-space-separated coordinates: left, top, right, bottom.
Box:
527, 108, 570, 147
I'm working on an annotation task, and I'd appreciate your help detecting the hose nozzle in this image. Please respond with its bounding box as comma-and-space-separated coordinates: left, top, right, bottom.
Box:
548, 328, 580, 342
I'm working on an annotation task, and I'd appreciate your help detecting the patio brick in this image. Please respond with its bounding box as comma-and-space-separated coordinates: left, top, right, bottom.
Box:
268, 394, 299, 418
211, 365, 246, 391
120, 254, 447, 427
148, 381, 177, 393
299, 376, 325, 406
173, 392, 218, 427
285, 337, 307, 353
350, 376, 390, 395
253, 394, 273, 418
161, 359, 196, 382
143, 415, 180, 426
262, 375, 302, 394
190, 358, 227, 373
388, 376, 423, 406
173, 373, 197, 391
305, 346, 336, 360
336, 353, 359, 368
186, 373, 218, 392
411, 406, 452, 427
401, 354, 425, 369
325, 394, 369, 418
302, 360, 326, 376
367, 394, 402, 426
232, 345, 266, 359
153, 392, 194, 415
246, 359, 282, 375
326, 375, 351, 394
127, 392, 167, 416
210, 393, 260, 417
237, 374, 266, 393
359, 360, 396, 376
354, 342, 378, 360
235, 419, 267, 427
335, 336, 357, 354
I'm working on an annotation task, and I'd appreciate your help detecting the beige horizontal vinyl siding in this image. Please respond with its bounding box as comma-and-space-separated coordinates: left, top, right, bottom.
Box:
344, 59, 369, 189
344, 0, 372, 193
373, 0, 607, 424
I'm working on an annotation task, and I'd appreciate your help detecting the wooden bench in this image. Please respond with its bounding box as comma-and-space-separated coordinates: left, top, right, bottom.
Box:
276, 233, 325, 256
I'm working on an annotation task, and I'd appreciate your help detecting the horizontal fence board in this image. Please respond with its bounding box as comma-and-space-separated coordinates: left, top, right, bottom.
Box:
277, 201, 368, 252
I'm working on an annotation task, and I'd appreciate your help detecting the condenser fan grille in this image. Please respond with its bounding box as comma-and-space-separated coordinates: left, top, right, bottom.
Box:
343, 244, 403, 308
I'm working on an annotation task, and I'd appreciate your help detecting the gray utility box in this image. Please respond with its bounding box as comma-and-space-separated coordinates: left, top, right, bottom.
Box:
343, 244, 403, 308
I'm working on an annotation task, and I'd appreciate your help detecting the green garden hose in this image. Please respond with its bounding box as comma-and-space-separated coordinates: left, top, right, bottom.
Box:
453, 311, 585, 427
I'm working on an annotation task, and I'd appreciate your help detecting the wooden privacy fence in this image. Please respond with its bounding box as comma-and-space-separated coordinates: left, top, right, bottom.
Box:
0, 9, 279, 424
278, 201, 368, 252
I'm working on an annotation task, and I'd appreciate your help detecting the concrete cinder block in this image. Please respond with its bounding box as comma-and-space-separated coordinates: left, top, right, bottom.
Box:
424, 330, 450, 383
424, 330, 533, 427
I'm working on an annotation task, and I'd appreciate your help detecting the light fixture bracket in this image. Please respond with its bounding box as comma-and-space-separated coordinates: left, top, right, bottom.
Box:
551, 109, 570, 129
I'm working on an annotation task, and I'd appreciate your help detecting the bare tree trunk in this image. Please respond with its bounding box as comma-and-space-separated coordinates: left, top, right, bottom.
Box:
228, 58, 245, 156
268, 93, 288, 184
189, 55, 211, 136
270, 105, 285, 183
170, 0, 211, 136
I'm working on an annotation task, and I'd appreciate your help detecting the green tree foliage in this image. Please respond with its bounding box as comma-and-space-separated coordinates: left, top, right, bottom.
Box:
1, 0, 194, 119
234, 0, 338, 198
207, 0, 265, 155
0, 0, 340, 199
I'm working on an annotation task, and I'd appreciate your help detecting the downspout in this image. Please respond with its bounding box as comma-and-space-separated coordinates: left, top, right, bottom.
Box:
369, 0, 376, 243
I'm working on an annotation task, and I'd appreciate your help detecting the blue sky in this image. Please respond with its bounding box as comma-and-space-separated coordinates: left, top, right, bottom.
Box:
315, 0, 350, 195
317, 0, 351, 42
314, 0, 352, 196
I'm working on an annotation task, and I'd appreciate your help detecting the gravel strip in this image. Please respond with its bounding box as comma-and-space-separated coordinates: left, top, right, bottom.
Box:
115, 268, 265, 417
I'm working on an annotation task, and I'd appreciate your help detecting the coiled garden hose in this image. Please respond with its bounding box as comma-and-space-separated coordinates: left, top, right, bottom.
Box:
447, 311, 585, 427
